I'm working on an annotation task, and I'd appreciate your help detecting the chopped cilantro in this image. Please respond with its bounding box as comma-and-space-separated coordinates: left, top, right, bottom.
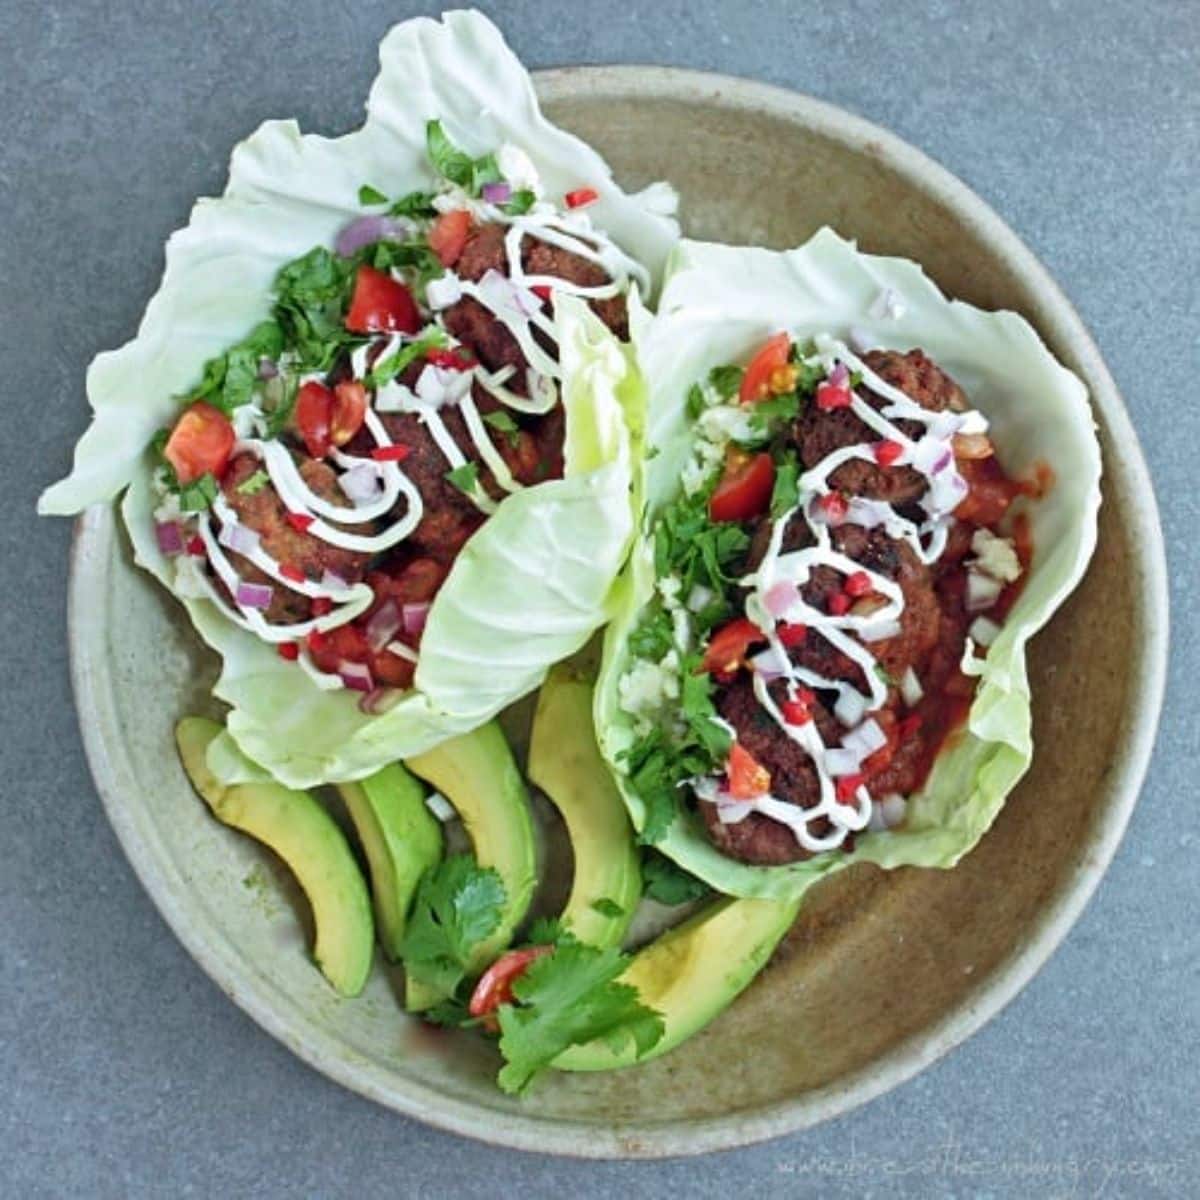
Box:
628, 609, 674, 661
192, 320, 284, 413
680, 664, 732, 760
426, 119, 502, 196
370, 238, 444, 290
483, 410, 522, 448
747, 388, 801, 435
366, 329, 447, 389
179, 472, 218, 513
791, 355, 825, 395
398, 855, 507, 995
358, 183, 389, 206
770, 450, 800, 518
389, 190, 438, 219
874, 662, 897, 688
496, 936, 664, 1094
590, 898, 625, 919
707, 364, 743, 400
235, 469, 271, 496
526, 916, 564, 946
272, 247, 357, 370
641, 850, 710, 906
685, 383, 706, 421
445, 462, 481, 497
501, 189, 537, 216
652, 487, 750, 600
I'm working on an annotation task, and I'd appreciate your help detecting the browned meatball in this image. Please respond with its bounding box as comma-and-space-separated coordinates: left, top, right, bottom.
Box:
219, 453, 370, 624
523, 237, 629, 338
794, 348, 967, 505
697, 675, 841, 865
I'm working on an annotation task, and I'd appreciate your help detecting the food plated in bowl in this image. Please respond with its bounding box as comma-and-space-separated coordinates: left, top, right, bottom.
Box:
56, 13, 1165, 1158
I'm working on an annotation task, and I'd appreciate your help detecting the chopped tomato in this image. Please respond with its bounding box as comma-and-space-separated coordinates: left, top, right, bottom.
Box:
709, 451, 775, 523
726, 742, 771, 799
843, 570, 872, 598
564, 187, 599, 209
345, 265, 420, 334
295, 381, 334, 458
699, 618, 765, 676
818, 491, 849, 522
163, 401, 235, 485
331, 381, 368, 447
828, 592, 851, 616
428, 210, 472, 267
874, 439, 904, 466
307, 622, 368, 675
285, 512, 314, 532
469, 945, 552, 1023
738, 333, 792, 404
277, 642, 300, 662
954, 457, 1020, 525
835, 773, 866, 803
777, 622, 808, 648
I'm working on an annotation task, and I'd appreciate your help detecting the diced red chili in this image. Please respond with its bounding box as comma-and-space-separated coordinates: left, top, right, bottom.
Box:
564, 186, 599, 209
311, 597, 333, 617
874, 439, 904, 466
277, 642, 300, 661
778, 622, 808, 648
371, 445, 411, 462
828, 592, 851, 616
186, 535, 205, 557
819, 492, 848, 521
844, 571, 872, 598
815, 381, 852, 411
280, 564, 305, 583
285, 512, 314, 533
836, 773, 865, 803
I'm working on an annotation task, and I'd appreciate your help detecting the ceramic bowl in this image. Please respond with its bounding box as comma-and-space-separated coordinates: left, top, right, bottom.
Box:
69, 67, 1168, 1158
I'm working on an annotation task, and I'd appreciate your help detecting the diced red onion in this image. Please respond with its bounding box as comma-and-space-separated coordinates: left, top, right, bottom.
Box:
924, 469, 969, 516
969, 616, 1001, 648
257, 357, 278, 380
480, 181, 512, 204
965, 569, 1004, 613
235, 581, 273, 610
842, 718, 887, 760
365, 599, 402, 653
424, 791, 457, 822
338, 463, 381, 505
320, 569, 349, 593
764, 580, 799, 619
334, 215, 411, 258
824, 747, 862, 777
402, 602, 430, 636
900, 667, 924, 707
155, 521, 184, 557
932, 448, 953, 474
218, 522, 261, 557
478, 269, 541, 320
860, 618, 902, 643
834, 688, 867, 727
929, 411, 966, 441
425, 272, 463, 310
337, 659, 374, 693
827, 361, 849, 388
715, 798, 755, 825
750, 646, 790, 681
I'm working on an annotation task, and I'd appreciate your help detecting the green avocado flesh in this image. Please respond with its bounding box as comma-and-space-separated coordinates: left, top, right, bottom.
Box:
404, 720, 538, 1009
334, 764, 442, 963
528, 665, 640, 948
553, 895, 801, 1072
175, 717, 374, 998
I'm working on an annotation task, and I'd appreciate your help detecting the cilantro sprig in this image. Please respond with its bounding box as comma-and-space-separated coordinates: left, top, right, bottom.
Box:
426, 119, 502, 196
641, 850, 711, 906
398, 855, 508, 996
495, 935, 664, 1094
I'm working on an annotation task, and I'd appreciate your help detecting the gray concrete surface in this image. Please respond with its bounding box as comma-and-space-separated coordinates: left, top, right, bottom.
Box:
2, 1, 1196, 1196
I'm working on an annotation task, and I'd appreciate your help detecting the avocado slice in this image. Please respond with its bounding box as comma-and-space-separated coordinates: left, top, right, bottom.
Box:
175, 717, 374, 998
334, 764, 442, 963
528, 665, 640, 948
404, 721, 538, 1009
552, 895, 801, 1072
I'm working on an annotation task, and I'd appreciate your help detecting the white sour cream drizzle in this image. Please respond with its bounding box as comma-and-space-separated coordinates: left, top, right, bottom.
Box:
172, 149, 636, 684
694, 335, 997, 853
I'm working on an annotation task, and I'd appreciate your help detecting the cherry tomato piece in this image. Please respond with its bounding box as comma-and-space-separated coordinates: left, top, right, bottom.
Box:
709, 451, 775, 523
428, 210, 472, 268
295, 381, 334, 458
699, 618, 765, 676
738, 333, 792, 404
345, 265, 420, 334
331, 381, 368, 447
469, 946, 553, 1019
726, 742, 771, 799
163, 401, 235, 485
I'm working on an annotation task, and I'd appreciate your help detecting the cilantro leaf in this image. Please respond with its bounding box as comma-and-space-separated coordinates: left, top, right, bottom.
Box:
358, 183, 389, 206
425, 120, 502, 196
501, 189, 536, 216
192, 320, 284, 413
590, 898, 625, 919
685, 383, 706, 421
708, 364, 743, 400
770, 450, 800, 518
525, 916, 565, 946
496, 938, 664, 1094
627, 608, 674, 660
235, 469, 271, 496
389, 190, 438, 219
398, 855, 507, 995
179, 472, 218, 513
445, 462, 480, 497
874, 663, 897, 688
482, 409, 521, 448
680, 667, 732, 761
370, 238, 444, 290
747, 389, 801, 435
272, 247, 357, 370
641, 850, 711, 906
366, 330, 447, 389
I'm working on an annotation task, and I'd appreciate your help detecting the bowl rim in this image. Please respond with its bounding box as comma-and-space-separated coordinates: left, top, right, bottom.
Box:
68, 63, 1169, 1160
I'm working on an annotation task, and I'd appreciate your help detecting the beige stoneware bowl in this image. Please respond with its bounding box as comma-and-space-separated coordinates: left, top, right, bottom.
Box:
69, 68, 1168, 1157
